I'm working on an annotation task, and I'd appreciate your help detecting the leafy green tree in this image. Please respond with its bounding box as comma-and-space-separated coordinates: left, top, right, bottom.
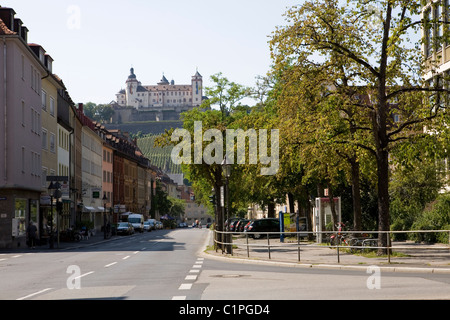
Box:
270, 0, 450, 253
168, 196, 186, 218
82, 102, 115, 123
156, 73, 252, 236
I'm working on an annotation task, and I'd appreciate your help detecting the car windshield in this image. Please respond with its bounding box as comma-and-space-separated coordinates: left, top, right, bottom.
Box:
118, 223, 128, 227
128, 218, 141, 223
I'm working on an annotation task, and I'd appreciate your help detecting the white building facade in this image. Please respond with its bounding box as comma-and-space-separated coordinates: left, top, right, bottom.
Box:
116, 68, 204, 110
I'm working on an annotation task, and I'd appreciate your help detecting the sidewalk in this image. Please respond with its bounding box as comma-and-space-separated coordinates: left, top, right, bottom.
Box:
203, 233, 450, 274
0, 232, 120, 253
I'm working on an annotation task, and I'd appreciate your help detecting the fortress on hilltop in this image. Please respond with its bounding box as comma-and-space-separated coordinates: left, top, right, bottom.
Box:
111, 68, 207, 123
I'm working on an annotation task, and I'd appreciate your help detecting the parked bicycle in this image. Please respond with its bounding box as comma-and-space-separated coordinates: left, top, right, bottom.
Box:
328, 222, 350, 246
59, 228, 82, 242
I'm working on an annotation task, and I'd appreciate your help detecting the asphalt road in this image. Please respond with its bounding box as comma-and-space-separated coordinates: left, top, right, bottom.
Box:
1, 228, 449, 301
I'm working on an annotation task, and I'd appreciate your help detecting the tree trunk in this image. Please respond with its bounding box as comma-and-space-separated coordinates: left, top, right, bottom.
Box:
377, 148, 390, 255
350, 157, 362, 231
287, 192, 295, 213
267, 200, 276, 218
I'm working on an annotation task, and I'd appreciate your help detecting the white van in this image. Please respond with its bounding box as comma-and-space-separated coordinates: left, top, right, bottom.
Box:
128, 213, 144, 233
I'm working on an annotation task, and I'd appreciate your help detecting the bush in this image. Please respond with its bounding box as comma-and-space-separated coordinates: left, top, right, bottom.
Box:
410, 194, 450, 243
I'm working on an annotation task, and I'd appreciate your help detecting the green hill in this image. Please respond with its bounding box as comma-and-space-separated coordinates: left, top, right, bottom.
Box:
137, 134, 182, 174
105, 121, 183, 136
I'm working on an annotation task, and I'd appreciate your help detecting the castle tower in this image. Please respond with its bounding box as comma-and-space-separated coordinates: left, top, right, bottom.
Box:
191, 70, 203, 107
126, 68, 139, 109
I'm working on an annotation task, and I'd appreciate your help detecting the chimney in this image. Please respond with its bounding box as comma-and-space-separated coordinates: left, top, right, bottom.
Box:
78, 103, 84, 114
13, 18, 22, 37
20, 26, 28, 42
0, 8, 16, 31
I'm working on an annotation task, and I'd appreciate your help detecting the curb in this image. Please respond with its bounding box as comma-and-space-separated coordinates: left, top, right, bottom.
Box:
201, 250, 450, 274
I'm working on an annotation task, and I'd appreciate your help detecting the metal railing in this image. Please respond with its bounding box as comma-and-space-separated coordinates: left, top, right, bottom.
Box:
213, 229, 450, 264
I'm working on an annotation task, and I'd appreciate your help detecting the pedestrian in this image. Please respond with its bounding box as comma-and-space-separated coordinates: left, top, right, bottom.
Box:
27, 221, 38, 249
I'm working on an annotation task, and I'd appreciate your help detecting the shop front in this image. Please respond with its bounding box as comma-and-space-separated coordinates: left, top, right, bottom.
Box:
0, 189, 41, 249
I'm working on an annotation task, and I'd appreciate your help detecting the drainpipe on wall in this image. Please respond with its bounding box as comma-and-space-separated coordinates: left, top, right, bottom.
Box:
3, 36, 7, 182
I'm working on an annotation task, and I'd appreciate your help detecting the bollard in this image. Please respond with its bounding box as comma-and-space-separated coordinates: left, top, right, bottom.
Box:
387, 232, 391, 264
267, 234, 271, 259
246, 233, 250, 258
297, 233, 301, 262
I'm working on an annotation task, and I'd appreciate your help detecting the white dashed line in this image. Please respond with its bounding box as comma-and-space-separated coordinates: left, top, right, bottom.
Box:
104, 262, 117, 268
178, 283, 193, 290
17, 288, 52, 300
122, 255, 130, 260
172, 296, 187, 300
189, 269, 200, 273
75, 271, 94, 280
185, 275, 197, 280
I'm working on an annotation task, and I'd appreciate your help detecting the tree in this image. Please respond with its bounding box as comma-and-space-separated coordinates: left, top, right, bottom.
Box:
270, 0, 450, 253
82, 102, 115, 123
155, 73, 252, 237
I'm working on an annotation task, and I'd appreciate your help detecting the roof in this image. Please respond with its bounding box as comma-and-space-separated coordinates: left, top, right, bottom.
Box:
158, 75, 169, 85
0, 18, 16, 35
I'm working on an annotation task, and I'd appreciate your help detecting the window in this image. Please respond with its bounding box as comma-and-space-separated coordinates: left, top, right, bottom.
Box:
426, 9, 433, 57
42, 90, 47, 110
21, 101, 25, 126
50, 133, 56, 153
435, 2, 442, 52
21, 55, 25, 80
14, 199, 27, 236
50, 97, 55, 116
21, 147, 25, 173
42, 167, 48, 187
42, 129, 48, 149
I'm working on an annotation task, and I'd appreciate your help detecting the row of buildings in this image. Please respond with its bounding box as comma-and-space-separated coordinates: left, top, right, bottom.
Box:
0, 7, 208, 249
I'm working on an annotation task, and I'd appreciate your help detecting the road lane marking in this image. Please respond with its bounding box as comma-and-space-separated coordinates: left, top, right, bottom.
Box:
192, 264, 202, 268
179, 283, 192, 290
122, 255, 130, 260
189, 269, 200, 273
172, 296, 186, 300
185, 275, 197, 280
74, 271, 94, 280
17, 288, 52, 300
105, 262, 117, 268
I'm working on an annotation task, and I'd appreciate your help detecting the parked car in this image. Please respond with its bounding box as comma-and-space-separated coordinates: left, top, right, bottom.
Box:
225, 218, 240, 231
243, 220, 253, 232
235, 219, 251, 233
155, 221, 163, 229
147, 219, 157, 230
229, 220, 240, 232
117, 222, 134, 235
128, 213, 144, 233
143, 221, 153, 232
244, 218, 280, 238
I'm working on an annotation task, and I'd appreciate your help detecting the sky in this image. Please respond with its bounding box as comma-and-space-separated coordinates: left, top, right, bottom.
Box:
2, 0, 300, 106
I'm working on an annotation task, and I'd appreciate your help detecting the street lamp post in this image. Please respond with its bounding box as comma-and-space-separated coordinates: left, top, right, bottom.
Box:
48, 181, 62, 249
221, 156, 232, 254
48, 182, 55, 249
102, 194, 108, 239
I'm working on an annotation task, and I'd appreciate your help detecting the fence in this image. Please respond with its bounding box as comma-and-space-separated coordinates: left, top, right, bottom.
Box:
213, 229, 450, 265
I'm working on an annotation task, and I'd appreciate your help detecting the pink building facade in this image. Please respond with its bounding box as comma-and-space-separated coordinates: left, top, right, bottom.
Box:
0, 8, 46, 248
